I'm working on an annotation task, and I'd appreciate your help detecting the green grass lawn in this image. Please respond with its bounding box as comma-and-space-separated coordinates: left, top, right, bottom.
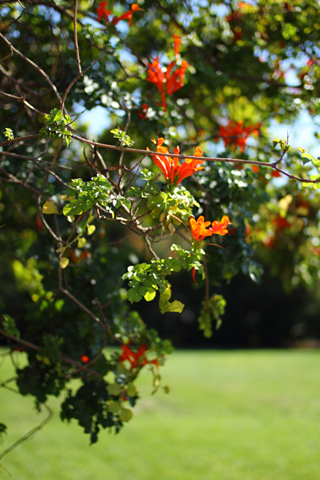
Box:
1, 349, 320, 480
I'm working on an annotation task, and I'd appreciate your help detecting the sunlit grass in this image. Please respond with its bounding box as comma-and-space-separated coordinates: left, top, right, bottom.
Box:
1, 349, 320, 480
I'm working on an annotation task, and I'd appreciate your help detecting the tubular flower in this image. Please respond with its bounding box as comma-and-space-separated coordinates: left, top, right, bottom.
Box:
112, 3, 143, 26
166, 60, 189, 96
146, 138, 204, 184
217, 120, 261, 153
97, 1, 111, 22
146, 57, 167, 110
146, 54, 189, 111
173, 34, 182, 59
189, 216, 213, 242
176, 146, 204, 184
209, 216, 231, 235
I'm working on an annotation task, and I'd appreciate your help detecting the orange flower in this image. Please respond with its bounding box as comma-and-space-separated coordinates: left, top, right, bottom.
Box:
146, 54, 189, 111
173, 34, 182, 58
209, 216, 231, 235
190, 215, 231, 241
189, 216, 213, 242
147, 138, 204, 184
111, 3, 143, 26
217, 120, 261, 152
96, 1, 111, 22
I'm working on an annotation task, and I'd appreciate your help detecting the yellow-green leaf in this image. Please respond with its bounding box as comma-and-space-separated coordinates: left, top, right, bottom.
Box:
107, 384, 122, 396
163, 300, 184, 314
126, 385, 137, 397
87, 225, 96, 235
119, 408, 133, 422
60, 257, 69, 269
42, 200, 58, 214
107, 401, 121, 413
77, 237, 86, 248
159, 284, 184, 314
144, 289, 156, 302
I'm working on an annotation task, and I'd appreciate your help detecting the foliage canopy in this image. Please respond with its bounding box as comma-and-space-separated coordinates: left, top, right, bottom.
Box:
1, 0, 320, 454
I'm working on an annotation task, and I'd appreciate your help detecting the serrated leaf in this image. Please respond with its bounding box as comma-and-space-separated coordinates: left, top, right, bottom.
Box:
42, 200, 58, 214
87, 225, 96, 235
60, 257, 69, 269
77, 237, 86, 248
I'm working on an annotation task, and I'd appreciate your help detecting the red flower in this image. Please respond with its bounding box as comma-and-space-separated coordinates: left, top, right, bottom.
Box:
146, 57, 166, 110
173, 34, 182, 59
81, 355, 89, 363
146, 55, 189, 111
137, 103, 149, 119
80, 250, 90, 260
147, 138, 204, 184
112, 3, 143, 27
271, 170, 281, 178
119, 344, 148, 369
96, 1, 111, 22
209, 216, 231, 236
68, 249, 78, 264
217, 120, 261, 152
252, 165, 260, 173
272, 214, 291, 232
36, 213, 42, 232
166, 60, 189, 96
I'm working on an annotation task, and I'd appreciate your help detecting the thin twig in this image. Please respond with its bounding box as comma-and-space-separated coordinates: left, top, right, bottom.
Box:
0, 32, 62, 102
0, 328, 101, 377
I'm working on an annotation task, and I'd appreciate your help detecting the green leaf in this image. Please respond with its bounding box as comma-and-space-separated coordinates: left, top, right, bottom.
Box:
127, 288, 143, 303
107, 384, 122, 395
119, 408, 133, 422
144, 289, 156, 302
107, 401, 121, 413
87, 225, 96, 235
77, 237, 86, 248
42, 200, 58, 214
60, 257, 69, 269
4, 128, 14, 140
159, 284, 184, 314
110, 128, 134, 147
126, 385, 136, 397
2, 314, 20, 338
